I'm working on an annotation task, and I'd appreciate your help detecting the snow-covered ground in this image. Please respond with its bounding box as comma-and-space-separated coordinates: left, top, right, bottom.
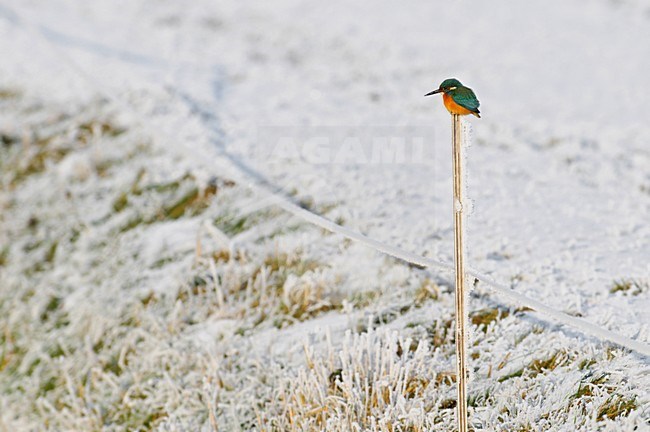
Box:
1, 0, 649, 430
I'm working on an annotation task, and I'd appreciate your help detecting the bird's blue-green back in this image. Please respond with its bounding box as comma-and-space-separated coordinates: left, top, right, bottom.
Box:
450, 86, 480, 112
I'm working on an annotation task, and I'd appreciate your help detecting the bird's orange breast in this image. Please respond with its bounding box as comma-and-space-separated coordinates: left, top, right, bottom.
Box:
443, 93, 474, 116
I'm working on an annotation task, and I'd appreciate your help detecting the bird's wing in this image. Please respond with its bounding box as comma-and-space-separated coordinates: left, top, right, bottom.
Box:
452, 87, 480, 112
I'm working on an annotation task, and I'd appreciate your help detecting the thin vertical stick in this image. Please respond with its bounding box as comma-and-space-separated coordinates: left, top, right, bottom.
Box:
452, 114, 469, 432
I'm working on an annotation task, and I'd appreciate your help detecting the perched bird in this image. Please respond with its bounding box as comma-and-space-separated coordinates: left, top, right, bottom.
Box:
425, 78, 480, 118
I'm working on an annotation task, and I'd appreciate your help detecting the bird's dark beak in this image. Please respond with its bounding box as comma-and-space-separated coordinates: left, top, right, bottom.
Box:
424, 88, 442, 96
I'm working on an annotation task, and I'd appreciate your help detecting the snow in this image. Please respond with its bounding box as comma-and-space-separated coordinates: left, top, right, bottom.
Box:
1, 0, 649, 430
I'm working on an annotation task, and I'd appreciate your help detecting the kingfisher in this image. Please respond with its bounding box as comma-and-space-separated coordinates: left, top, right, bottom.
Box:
425, 78, 480, 118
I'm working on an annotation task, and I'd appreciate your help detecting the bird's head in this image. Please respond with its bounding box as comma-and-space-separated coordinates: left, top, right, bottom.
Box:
425, 78, 463, 96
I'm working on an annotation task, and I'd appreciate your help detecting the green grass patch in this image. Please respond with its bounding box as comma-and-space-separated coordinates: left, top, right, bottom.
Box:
0, 88, 21, 99
572, 373, 608, 399
164, 187, 200, 219
610, 279, 648, 296
117, 174, 218, 232
0, 246, 8, 266
427, 318, 454, 349
499, 350, 570, 383
214, 213, 250, 236
112, 192, 129, 212
414, 278, 440, 305
597, 395, 637, 421
470, 307, 510, 332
